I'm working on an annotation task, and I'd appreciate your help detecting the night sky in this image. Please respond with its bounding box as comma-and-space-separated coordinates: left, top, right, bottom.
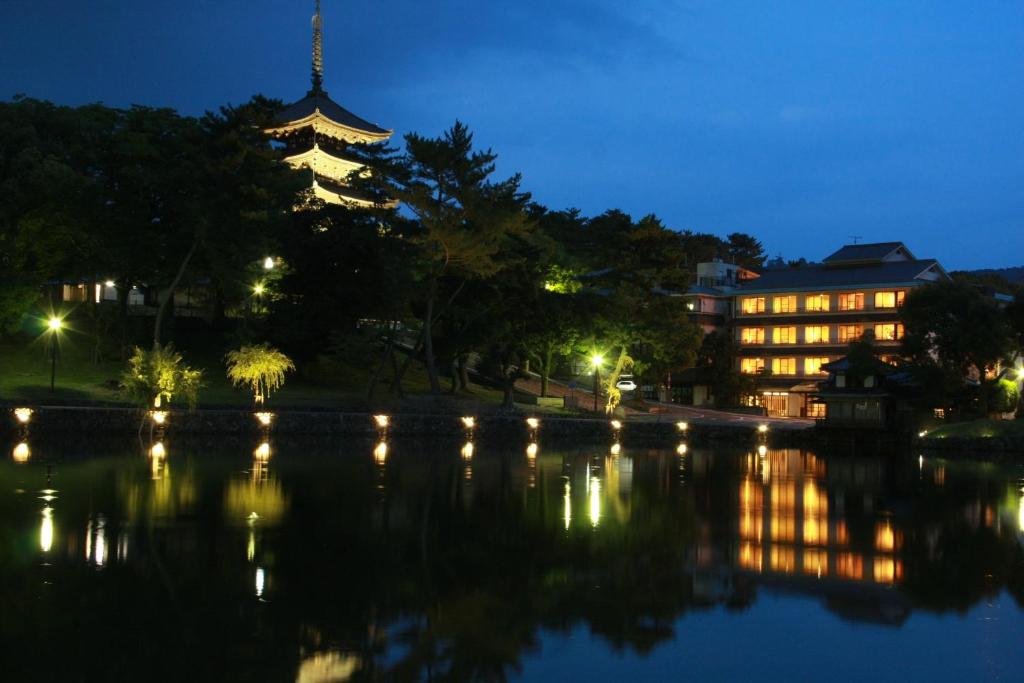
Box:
2, 0, 1022, 269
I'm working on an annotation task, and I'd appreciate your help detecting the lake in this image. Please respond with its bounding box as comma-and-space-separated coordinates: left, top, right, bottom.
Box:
2, 435, 1023, 681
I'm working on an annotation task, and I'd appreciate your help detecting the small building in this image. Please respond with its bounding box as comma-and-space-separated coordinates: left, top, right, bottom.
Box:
813, 356, 917, 431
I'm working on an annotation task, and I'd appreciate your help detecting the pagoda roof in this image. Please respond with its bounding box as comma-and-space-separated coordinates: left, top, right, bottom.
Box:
268, 91, 392, 143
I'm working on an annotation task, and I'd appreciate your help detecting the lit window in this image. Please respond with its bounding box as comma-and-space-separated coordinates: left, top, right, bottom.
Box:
804, 357, 830, 376
770, 545, 796, 574
873, 323, 904, 341
838, 293, 864, 311
772, 295, 797, 313
771, 358, 797, 375
873, 557, 902, 584
742, 297, 766, 314
838, 325, 862, 342
874, 291, 902, 308
805, 294, 830, 312
772, 326, 797, 344
807, 403, 827, 418
741, 358, 765, 374
803, 548, 828, 577
741, 327, 765, 344
881, 355, 901, 366
803, 517, 829, 545
738, 542, 762, 571
836, 552, 864, 580
804, 325, 830, 343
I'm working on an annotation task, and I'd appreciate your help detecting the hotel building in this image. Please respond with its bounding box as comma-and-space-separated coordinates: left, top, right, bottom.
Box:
685, 242, 950, 417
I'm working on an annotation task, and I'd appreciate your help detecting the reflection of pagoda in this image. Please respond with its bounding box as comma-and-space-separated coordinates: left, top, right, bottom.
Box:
265, 0, 392, 207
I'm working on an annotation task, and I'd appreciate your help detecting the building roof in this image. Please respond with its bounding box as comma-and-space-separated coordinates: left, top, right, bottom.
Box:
735, 259, 946, 293
274, 92, 391, 137
823, 242, 914, 264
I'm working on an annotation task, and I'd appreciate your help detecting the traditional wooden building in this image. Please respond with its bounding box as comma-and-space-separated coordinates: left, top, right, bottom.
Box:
264, 0, 392, 207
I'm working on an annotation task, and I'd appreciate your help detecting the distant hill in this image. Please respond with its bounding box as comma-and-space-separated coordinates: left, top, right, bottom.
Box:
966, 267, 1024, 284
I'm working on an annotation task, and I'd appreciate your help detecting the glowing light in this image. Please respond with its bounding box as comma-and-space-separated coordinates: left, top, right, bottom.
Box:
1019, 489, 1024, 534
104, 280, 116, 288
263, 256, 275, 270
255, 412, 274, 427
590, 354, 604, 368
247, 529, 256, 562
374, 441, 388, 463
918, 455, 924, 471
40, 506, 53, 552
373, 414, 390, 428
149, 410, 168, 425
253, 282, 265, 296
149, 442, 166, 458
461, 441, 474, 460
563, 481, 572, 530
610, 442, 621, 456
676, 421, 688, 432
47, 317, 62, 331
13, 442, 30, 463
255, 567, 266, 597
526, 442, 538, 458
92, 517, 107, 567
461, 416, 476, 430
589, 477, 601, 527
758, 444, 768, 457
14, 407, 32, 424
526, 417, 540, 430
757, 424, 769, 434
610, 420, 622, 431
676, 443, 688, 455
254, 442, 271, 460
918, 430, 927, 438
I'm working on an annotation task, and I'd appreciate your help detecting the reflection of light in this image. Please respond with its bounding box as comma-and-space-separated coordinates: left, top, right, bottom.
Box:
149, 410, 167, 425
461, 416, 475, 430
149, 442, 166, 458
374, 441, 388, 463
563, 481, 572, 530
247, 528, 256, 562
1019, 489, 1024, 533
589, 477, 601, 527
255, 567, 265, 597
526, 417, 540, 430
610, 420, 622, 431
918, 455, 924, 471
14, 407, 33, 424
758, 444, 767, 457
526, 442, 538, 458
255, 412, 274, 427
461, 441, 474, 460
610, 442, 621, 456
13, 442, 30, 463
40, 506, 53, 552
92, 517, 107, 567
873, 557, 902, 584
373, 414, 390, 428
676, 421, 688, 432
758, 424, 769, 433
875, 521, 896, 552
254, 442, 271, 460
295, 651, 361, 683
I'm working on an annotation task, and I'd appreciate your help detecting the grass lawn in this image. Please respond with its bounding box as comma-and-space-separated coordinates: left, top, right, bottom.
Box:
923, 418, 1024, 440
0, 336, 561, 413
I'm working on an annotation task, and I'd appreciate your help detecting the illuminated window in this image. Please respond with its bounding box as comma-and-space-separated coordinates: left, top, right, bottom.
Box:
873, 557, 902, 584
804, 357, 830, 376
773, 295, 797, 313
838, 325, 862, 342
803, 517, 829, 545
805, 294, 830, 311
740, 510, 763, 541
881, 355, 902, 366
739, 542, 762, 571
772, 326, 797, 344
771, 515, 796, 542
771, 481, 796, 511
741, 358, 765, 374
742, 297, 766, 314
803, 481, 827, 517
807, 402, 827, 418
874, 521, 900, 552
770, 545, 796, 574
874, 291, 905, 308
873, 323, 904, 341
835, 520, 849, 546
771, 358, 797, 375
803, 548, 828, 577
838, 293, 864, 311
804, 325, 830, 343
836, 552, 864, 580
741, 327, 765, 344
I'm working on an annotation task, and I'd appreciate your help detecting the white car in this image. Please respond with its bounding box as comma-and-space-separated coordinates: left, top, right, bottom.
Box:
615, 379, 638, 392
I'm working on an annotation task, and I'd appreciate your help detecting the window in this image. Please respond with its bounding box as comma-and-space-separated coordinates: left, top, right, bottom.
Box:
804, 325, 830, 344
773, 295, 797, 313
771, 357, 797, 375
740, 327, 765, 345
804, 357, 830, 376
838, 325, 862, 342
741, 358, 765, 374
881, 355, 902, 366
838, 292, 864, 311
873, 291, 905, 309
805, 294, 830, 312
873, 323, 904, 341
772, 326, 797, 344
741, 297, 765, 314
807, 403, 827, 418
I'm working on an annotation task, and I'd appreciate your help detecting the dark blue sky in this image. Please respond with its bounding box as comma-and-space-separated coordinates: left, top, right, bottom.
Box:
2, 0, 1022, 269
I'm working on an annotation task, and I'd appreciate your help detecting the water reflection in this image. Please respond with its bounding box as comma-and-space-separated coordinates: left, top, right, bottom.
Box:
2, 438, 1024, 681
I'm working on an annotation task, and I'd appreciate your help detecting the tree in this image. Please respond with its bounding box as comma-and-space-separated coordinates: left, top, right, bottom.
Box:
120, 344, 203, 409
225, 343, 296, 405
988, 379, 1020, 415
696, 328, 754, 407
726, 233, 766, 270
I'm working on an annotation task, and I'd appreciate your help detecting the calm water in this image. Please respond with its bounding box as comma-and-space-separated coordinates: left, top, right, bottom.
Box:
2, 435, 1024, 682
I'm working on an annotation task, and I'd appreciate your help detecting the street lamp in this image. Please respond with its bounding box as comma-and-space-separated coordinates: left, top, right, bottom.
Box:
590, 354, 604, 413
46, 317, 62, 393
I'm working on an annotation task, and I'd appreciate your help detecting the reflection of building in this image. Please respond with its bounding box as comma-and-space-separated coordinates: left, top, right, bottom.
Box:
264, 0, 392, 207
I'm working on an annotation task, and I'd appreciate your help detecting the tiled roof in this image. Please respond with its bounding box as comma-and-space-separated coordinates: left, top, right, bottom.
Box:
737, 260, 944, 292
822, 242, 912, 263
275, 92, 391, 136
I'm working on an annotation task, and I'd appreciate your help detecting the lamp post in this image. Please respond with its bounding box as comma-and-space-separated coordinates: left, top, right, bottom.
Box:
47, 317, 62, 393
590, 354, 604, 413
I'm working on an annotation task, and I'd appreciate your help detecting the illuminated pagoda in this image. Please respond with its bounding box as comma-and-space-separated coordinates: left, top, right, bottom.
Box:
265, 0, 392, 207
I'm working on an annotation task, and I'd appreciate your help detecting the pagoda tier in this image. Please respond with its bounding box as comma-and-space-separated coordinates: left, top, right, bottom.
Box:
266, 0, 392, 208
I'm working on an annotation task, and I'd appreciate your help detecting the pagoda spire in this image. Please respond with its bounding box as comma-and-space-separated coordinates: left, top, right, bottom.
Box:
310, 0, 324, 94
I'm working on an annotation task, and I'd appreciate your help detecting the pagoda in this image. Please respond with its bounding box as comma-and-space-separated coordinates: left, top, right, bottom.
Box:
265, 0, 392, 207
